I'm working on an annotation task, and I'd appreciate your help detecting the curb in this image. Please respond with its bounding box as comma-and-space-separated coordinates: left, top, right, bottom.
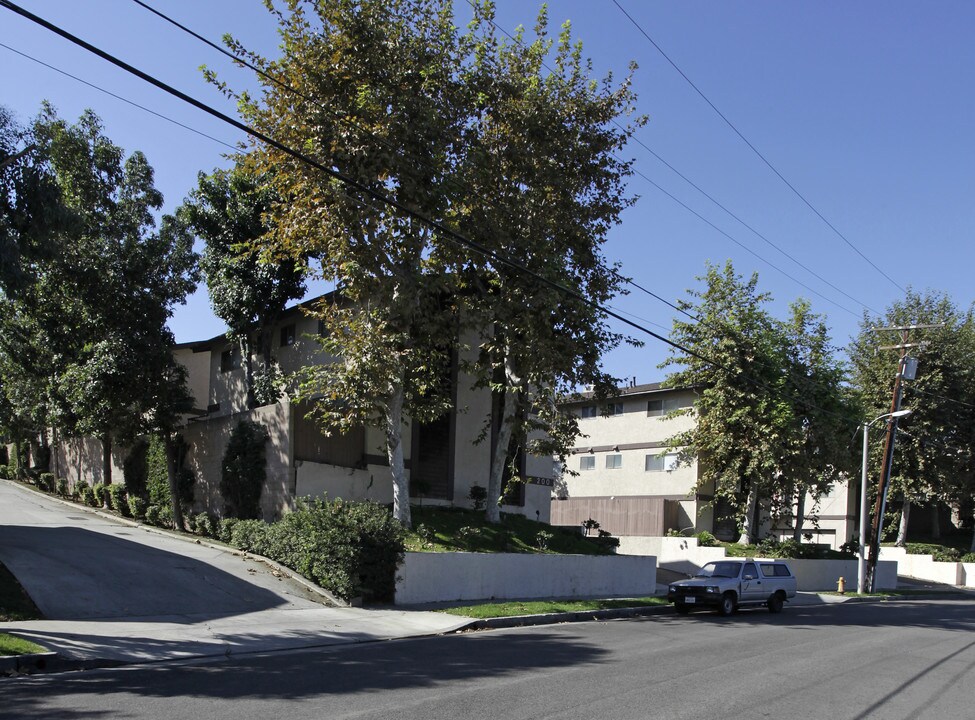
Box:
4, 480, 346, 608
462, 604, 674, 631
0, 651, 59, 676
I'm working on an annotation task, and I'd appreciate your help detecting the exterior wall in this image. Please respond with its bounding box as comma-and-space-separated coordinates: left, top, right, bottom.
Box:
395, 551, 658, 605
184, 401, 294, 521
173, 346, 211, 413
771, 477, 858, 551
617, 536, 726, 576
296, 461, 392, 504
560, 385, 705, 535
962, 563, 975, 588
782, 558, 897, 592
54, 435, 126, 491
879, 546, 963, 585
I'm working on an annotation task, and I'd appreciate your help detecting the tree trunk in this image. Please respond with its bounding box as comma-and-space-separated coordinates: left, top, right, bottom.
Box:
486, 350, 521, 524
930, 505, 941, 540
51, 427, 60, 480
792, 485, 807, 543
165, 434, 185, 532
738, 486, 759, 544
385, 378, 411, 528
101, 433, 113, 489
895, 498, 910, 547
241, 336, 255, 409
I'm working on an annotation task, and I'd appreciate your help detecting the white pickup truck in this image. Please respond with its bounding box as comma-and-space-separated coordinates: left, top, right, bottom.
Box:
666, 559, 798, 616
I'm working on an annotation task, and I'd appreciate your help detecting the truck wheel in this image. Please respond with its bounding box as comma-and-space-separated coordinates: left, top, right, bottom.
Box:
717, 593, 736, 616
675, 603, 690, 615
767, 593, 784, 614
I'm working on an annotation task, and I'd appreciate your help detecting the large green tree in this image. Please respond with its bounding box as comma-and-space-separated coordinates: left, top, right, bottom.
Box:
1, 104, 198, 485
662, 262, 797, 544
849, 289, 975, 550
452, 4, 641, 521
178, 164, 306, 408
217, 0, 467, 527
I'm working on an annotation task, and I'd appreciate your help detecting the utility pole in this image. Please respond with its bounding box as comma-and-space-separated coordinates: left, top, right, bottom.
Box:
864, 324, 939, 592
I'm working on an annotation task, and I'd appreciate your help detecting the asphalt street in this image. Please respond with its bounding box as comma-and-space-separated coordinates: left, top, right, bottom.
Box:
3, 598, 973, 720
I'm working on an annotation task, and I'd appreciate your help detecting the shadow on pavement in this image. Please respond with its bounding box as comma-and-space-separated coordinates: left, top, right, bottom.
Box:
0, 525, 288, 621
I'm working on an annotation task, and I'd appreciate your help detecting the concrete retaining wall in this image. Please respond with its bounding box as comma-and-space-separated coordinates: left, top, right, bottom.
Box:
879, 546, 964, 586
395, 552, 657, 605
782, 558, 897, 592
617, 536, 725, 575
962, 563, 975, 588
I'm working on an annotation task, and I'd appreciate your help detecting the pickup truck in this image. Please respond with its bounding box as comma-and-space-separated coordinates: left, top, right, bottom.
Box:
667, 559, 798, 616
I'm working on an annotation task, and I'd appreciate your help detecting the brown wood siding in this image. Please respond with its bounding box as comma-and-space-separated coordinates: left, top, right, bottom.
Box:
550, 497, 677, 536
292, 402, 365, 468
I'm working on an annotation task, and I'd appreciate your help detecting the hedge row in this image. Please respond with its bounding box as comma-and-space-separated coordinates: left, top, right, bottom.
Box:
218, 498, 405, 603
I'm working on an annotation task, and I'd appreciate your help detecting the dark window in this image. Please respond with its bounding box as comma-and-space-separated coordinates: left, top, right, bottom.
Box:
280, 324, 296, 347
604, 402, 624, 416
220, 349, 236, 373
647, 399, 663, 416
580, 405, 597, 419
743, 563, 759, 581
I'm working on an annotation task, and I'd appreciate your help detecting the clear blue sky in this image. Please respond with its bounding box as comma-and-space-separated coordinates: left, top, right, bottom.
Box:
3, 1, 973, 383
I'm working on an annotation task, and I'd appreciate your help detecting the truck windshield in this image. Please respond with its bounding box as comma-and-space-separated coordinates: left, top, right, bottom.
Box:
694, 562, 741, 578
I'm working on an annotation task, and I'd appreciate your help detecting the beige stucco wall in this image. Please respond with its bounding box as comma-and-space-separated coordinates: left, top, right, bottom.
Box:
173, 346, 211, 413
184, 401, 294, 520
54, 435, 126, 490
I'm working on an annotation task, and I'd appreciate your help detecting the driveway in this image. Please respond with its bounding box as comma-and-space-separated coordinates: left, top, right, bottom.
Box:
0, 480, 466, 663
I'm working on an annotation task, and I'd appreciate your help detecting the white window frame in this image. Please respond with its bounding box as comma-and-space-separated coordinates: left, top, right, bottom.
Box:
605, 454, 622, 470
579, 455, 595, 471
645, 452, 679, 472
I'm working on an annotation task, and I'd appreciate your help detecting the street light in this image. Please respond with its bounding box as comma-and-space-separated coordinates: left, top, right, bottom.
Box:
858, 408, 912, 593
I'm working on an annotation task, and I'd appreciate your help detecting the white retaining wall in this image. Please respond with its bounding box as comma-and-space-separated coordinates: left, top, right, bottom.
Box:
618, 536, 898, 591
963, 563, 975, 587
879, 546, 964, 586
395, 552, 657, 605
617, 536, 725, 575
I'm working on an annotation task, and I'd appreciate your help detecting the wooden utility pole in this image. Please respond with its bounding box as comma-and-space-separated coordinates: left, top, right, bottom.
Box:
864, 324, 939, 591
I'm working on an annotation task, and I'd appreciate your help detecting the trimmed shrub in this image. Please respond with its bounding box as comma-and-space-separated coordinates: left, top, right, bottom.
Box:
220, 420, 268, 519
0, 465, 7, 480
695, 530, 718, 547
123, 438, 149, 500
193, 512, 217, 538
38, 473, 55, 492
219, 517, 240, 544
128, 496, 147, 521
106, 484, 128, 515
55, 476, 69, 497
75, 479, 90, 501
228, 519, 272, 555
961, 552, 975, 563
144, 505, 162, 526
91, 483, 107, 508
146, 436, 195, 512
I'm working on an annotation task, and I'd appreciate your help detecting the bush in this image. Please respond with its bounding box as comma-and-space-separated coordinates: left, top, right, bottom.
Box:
228, 519, 272, 555
128, 496, 147, 521
468, 485, 487, 512
905, 543, 962, 562
0, 465, 7, 480
219, 517, 240, 544
55, 476, 69, 497
90, 483, 107, 507
961, 552, 975, 563
220, 420, 268, 519
106, 484, 128, 515
755, 538, 827, 559
695, 531, 718, 547
75, 479, 89, 501
144, 505, 161, 526
147, 436, 195, 512
193, 512, 217, 538
38, 473, 55, 492
123, 438, 149, 500
535, 530, 554, 550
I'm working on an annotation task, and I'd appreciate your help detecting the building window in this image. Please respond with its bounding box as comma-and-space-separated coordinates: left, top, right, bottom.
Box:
605, 454, 622, 470
604, 402, 624, 416
220, 349, 236, 373
647, 395, 693, 417
580, 405, 597, 419
280, 324, 296, 347
580, 455, 595, 471
646, 452, 678, 472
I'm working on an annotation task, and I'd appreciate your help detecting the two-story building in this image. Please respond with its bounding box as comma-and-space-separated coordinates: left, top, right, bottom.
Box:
58, 297, 555, 522
552, 381, 858, 549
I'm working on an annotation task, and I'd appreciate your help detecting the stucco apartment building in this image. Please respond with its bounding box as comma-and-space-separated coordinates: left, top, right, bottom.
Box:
57, 299, 554, 522
552, 382, 857, 549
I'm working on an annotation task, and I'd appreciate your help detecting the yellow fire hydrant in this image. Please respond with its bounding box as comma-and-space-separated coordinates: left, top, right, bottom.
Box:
837, 576, 846, 594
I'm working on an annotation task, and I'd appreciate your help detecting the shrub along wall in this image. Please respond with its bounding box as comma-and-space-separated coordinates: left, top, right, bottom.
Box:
220, 497, 405, 603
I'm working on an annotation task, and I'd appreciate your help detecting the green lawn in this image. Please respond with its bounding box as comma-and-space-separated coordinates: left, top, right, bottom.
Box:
439, 596, 668, 619
0, 633, 46, 657
405, 505, 615, 555
0, 560, 42, 622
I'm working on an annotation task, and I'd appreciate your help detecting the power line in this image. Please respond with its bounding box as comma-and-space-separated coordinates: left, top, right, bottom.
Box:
0, 41, 239, 151
611, 0, 907, 296
2, 0, 871, 432
0, 0, 706, 366
462, 0, 874, 321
